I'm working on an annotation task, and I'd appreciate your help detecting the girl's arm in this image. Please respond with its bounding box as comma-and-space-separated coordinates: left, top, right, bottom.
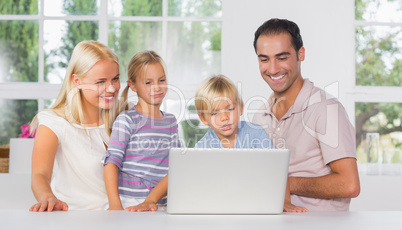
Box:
104, 114, 130, 210
104, 163, 124, 210
30, 125, 68, 212
125, 175, 168, 212
283, 178, 308, 212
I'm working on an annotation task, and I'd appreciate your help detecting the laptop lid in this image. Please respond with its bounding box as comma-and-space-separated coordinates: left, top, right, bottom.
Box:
167, 148, 290, 214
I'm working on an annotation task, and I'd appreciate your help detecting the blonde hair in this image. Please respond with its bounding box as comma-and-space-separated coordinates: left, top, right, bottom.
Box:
30, 40, 120, 135
120, 50, 167, 111
195, 74, 243, 119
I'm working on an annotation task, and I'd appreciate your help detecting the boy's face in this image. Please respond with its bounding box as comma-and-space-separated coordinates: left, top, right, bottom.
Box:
199, 99, 243, 143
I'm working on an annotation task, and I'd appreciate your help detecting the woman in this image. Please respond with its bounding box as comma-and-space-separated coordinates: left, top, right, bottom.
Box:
29, 40, 121, 211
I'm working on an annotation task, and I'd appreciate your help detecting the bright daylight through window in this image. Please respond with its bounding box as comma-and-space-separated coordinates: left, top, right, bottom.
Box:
354, 0, 402, 171
0, 0, 222, 147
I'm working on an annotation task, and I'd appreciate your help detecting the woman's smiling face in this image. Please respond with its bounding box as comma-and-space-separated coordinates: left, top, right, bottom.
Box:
75, 60, 120, 112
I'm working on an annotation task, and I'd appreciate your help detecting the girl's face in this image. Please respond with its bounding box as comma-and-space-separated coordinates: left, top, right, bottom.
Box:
74, 60, 120, 112
129, 62, 167, 108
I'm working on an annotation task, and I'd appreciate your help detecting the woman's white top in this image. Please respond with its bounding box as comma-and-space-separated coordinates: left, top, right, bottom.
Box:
38, 111, 109, 210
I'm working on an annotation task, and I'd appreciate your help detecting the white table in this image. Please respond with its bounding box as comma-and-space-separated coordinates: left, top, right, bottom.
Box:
2, 172, 402, 229
1, 210, 402, 230
3, 173, 402, 211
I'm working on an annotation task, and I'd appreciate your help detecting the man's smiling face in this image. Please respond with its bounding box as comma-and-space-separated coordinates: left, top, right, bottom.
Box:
256, 32, 305, 97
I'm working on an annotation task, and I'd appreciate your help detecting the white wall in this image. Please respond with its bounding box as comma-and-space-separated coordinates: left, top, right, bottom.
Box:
350, 174, 402, 211
221, 0, 355, 119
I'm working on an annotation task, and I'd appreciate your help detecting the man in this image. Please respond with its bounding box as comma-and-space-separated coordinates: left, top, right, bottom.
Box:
252, 18, 360, 211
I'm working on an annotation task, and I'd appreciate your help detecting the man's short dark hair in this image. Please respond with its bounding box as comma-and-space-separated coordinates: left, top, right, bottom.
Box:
253, 18, 303, 53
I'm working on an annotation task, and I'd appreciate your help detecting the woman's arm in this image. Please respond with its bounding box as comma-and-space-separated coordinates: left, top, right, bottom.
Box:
104, 163, 124, 210
125, 175, 168, 212
30, 125, 68, 212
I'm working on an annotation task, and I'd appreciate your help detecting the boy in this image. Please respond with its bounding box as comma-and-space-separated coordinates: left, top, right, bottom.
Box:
194, 74, 307, 212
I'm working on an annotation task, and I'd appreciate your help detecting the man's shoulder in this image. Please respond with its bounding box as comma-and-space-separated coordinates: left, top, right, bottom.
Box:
251, 98, 272, 125
300, 80, 346, 112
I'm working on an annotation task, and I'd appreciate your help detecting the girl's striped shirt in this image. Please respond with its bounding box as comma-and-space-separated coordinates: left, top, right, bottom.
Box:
104, 107, 180, 204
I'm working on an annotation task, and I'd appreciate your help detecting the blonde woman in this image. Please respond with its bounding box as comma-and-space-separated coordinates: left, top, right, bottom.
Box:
29, 41, 121, 212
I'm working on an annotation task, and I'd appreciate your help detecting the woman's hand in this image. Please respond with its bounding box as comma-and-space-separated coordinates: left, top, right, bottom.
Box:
29, 196, 68, 212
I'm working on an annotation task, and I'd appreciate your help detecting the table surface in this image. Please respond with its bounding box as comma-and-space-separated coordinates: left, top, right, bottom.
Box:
1, 210, 402, 230
3, 173, 402, 211
2, 173, 402, 230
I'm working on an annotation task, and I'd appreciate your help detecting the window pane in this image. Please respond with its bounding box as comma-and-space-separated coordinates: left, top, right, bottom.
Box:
0, 0, 38, 15
0, 20, 39, 83
44, 99, 56, 109
0, 99, 38, 145
355, 102, 402, 163
355, 25, 402, 86
109, 21, 162, 82
168, 0, 222, 17
355, 0, 402, 22
182, 103, 209, 148
180, 118, 208, 147
108, 0, 162, 16
44, 0, 99, 16
164, 99, 208, 148
166, 21, 221, 84
44, 20, 99, 83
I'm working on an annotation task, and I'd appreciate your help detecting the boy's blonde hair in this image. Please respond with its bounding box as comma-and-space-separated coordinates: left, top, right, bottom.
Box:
195, 74, 243, 119
120, 50, 167, 110
30, 40, 120, 135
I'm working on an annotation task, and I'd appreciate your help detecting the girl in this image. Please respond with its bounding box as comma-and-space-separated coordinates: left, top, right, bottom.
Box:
104, 50, 180, 212
29, 40, 121, 212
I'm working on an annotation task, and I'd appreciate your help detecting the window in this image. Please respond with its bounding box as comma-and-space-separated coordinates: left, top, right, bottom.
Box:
0, 0, 222, 145
354, 0, 402, 166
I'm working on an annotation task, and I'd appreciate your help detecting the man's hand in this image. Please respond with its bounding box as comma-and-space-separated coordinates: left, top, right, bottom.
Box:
283, 202, 308, 212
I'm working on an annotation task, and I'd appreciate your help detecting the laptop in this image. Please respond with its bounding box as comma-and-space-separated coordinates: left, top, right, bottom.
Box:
167, 148, 290, 214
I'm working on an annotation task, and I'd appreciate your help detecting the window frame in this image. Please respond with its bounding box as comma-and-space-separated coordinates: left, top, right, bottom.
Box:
349, 4, 402, 167
349, 12, 402, 125
0, 0, 222, 113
